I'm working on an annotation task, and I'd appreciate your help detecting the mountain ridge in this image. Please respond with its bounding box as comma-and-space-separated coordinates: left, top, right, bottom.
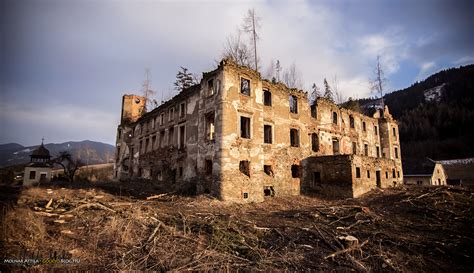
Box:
0, 140, 115, 167
355, 63, 474, 163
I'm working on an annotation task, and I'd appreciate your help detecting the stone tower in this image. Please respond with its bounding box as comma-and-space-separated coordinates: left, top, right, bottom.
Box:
121, 94, 146, 124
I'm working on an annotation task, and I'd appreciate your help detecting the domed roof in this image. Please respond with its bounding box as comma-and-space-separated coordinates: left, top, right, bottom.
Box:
31, 143, 51, 158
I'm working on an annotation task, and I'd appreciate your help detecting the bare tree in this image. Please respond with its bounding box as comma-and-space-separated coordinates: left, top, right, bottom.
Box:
275, 60, 282, 82
371, 55, 387, 108
142, 68, 156, 112
332, 74, 345, 104
54, 151, 84, 182
222, 29, 252, 67
242, 8, 261, 71
283, 63, 303, 89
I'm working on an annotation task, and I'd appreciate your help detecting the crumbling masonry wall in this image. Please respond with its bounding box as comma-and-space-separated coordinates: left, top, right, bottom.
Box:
114, 59, 404, 202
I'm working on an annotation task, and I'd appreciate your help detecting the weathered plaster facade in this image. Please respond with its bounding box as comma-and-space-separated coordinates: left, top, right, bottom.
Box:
114, 59, 404, 202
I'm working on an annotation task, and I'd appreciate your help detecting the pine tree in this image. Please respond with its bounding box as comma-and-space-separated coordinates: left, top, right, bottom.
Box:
310, 83, 321, 105
174, 67, 195, 92
323, 78, 334, 102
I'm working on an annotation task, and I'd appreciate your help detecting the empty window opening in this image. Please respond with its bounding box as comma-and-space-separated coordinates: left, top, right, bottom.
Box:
393, 181, 397, 187
179, 103, 186, 117
352, 142, 357, 154
364, 144, 369, 156
240, 116, 251, 139
179, 125, 185, 149
264, 165, 274, 176
264, 186, 275, 197
206, 112, 215, 140
392, 169, 396, 178
169, 108, 175, 121
215, 80, 221, 95
349, 115, 355, 128
243, 192, 249, 199
311, 133, 319, 152
160, 113, 164, 125
171, 169, 176, 184
263, 89, 272, 106
310, 104, 317, 118
291, 164, 301, 178
240, 160, 250, 177
332, 138, 340, 154
393, 127, 397, 137
208, 79, 214, 96
169, 127, 175, 146
264, 125, 272, 144
312, 172, 321, 186
386, 171, 389, 179
376, 171, 381, 187
205, 160, 212, 175
289, 95, 298, 113
145, 138, 150, 152
374, 125, 378, 135
332, 112, 338, 124
40, 173, 47, 181
362, 121, 366, 131
159, 131, 165, 147
367, 170, 370, 178
290, 129, 300, 147
241, 78, 250, 95
376, 146, 380, 157
151, 135, 156, 150
417, 180, 422, 185
151, 119, 155, 130
394, 147, 399, 159
397, 171, 400, 178
29, 171, 36, 180
356, 167, 361, 178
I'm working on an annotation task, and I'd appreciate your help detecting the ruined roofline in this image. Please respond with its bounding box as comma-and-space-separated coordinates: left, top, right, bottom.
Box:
316, 97, 393, 121
133, 83, 201, 124
219, 58, 308, 98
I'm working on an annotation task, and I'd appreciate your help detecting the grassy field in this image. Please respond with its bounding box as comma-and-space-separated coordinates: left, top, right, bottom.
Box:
1, 181, 473, 272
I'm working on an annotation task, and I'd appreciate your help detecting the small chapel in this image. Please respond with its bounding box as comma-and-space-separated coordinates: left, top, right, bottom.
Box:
23, 139, 53, 186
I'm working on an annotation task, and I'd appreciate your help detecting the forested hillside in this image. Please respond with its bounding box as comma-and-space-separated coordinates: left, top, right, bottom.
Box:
360, 64, 474, 163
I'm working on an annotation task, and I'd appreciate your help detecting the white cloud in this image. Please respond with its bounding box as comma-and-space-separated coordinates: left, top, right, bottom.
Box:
0, 101, 118, 145
453, 56, 474, 65
416, 61, 437, 81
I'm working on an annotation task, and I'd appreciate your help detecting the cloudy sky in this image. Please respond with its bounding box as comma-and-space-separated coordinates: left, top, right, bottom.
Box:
1, 0, 473, 146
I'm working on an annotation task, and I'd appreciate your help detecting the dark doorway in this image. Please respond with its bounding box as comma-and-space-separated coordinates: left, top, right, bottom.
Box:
376, 170, 381, 187
312, 172, 321, 187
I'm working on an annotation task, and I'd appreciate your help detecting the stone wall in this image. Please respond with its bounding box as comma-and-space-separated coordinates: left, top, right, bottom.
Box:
114, 59, 404, 202
302, 155, 403, 198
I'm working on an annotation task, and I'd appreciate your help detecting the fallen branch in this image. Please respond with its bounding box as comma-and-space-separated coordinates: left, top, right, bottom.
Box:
146, 192, 175, 200
45, 198, 53, 209
324, 240, 368, 259
34, 211, 59, 217
67, 202, 116, 213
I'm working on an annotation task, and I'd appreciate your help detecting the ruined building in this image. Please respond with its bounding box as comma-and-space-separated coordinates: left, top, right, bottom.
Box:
114, 59, 403, 202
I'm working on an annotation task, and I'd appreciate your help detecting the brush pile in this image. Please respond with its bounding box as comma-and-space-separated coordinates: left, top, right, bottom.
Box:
1, 184, 473, 272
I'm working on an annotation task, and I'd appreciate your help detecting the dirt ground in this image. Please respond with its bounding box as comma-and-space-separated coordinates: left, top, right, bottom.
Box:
1, 181, 473, 272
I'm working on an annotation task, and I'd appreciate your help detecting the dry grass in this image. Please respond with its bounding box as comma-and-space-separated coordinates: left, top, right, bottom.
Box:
1, 184, 473, 272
